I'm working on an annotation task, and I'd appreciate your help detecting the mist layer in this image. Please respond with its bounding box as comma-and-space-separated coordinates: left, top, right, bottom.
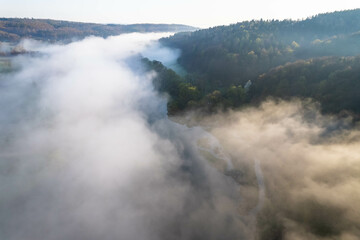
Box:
0, 34, 247, 240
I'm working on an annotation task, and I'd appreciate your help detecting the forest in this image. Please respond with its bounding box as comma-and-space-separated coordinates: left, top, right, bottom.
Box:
156, 9, 360, 117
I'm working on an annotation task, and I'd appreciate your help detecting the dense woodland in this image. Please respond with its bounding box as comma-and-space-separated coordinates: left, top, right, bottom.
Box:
249, 56, 360, 115
156, 9, 360, 117
143, 56, 360, 117
0, 18, 197, 42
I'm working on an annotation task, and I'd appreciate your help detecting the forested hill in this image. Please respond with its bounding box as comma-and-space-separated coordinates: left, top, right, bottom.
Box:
0, 18, 197, 42
143, 56, 360, 117
160, 9, 360, 91
150, 9, 360, 117
248, 56, 360, 115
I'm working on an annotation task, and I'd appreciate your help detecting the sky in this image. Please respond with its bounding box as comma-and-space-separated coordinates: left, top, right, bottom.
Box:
0, 0, 359, 29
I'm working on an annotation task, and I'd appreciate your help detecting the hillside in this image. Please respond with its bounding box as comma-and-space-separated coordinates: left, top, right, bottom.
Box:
248, 56, 360, 115
156, 9, 360, 116
0, 18, 197, 42
161, 9, 360, 90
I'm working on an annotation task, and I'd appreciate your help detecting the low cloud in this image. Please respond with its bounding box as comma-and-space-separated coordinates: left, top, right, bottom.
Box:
0, 34, 247, 240
201, 100, 360, 239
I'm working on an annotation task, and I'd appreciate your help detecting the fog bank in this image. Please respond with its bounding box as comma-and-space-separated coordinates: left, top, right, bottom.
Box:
201, 100, 360, 239
1, 33, 359, 240
0, 34, 247, 240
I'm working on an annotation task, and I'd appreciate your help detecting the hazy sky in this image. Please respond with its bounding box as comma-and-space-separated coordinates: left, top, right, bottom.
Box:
0, 0, 359, 28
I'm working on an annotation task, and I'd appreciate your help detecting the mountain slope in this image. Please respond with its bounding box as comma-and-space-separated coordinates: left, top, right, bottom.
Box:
160, 9, 360, 91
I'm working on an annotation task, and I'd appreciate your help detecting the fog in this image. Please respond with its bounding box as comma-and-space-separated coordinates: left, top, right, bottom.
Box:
198, 100, 360, 239
1, 33, 359, 240
0, 33, 249, 240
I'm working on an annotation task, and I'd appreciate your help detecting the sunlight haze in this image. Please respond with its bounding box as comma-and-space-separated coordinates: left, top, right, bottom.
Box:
0, 0, 359, 27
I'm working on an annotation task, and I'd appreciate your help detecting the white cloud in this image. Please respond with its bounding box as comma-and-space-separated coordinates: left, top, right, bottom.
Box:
0, 33, 247, 240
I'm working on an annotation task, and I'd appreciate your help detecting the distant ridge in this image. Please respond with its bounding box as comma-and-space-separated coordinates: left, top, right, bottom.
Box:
0, 18, 198, 42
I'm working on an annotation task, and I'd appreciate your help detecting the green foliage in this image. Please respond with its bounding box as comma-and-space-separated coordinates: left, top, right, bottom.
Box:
142, 58, 201, 114
249, 56, 360, 114
144, 54, 360, 116
225, 85, 245, 107
142, 58, 248, 114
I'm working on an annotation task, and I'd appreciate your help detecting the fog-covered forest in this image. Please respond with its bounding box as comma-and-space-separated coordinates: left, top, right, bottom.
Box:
1, 7, 360, 240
